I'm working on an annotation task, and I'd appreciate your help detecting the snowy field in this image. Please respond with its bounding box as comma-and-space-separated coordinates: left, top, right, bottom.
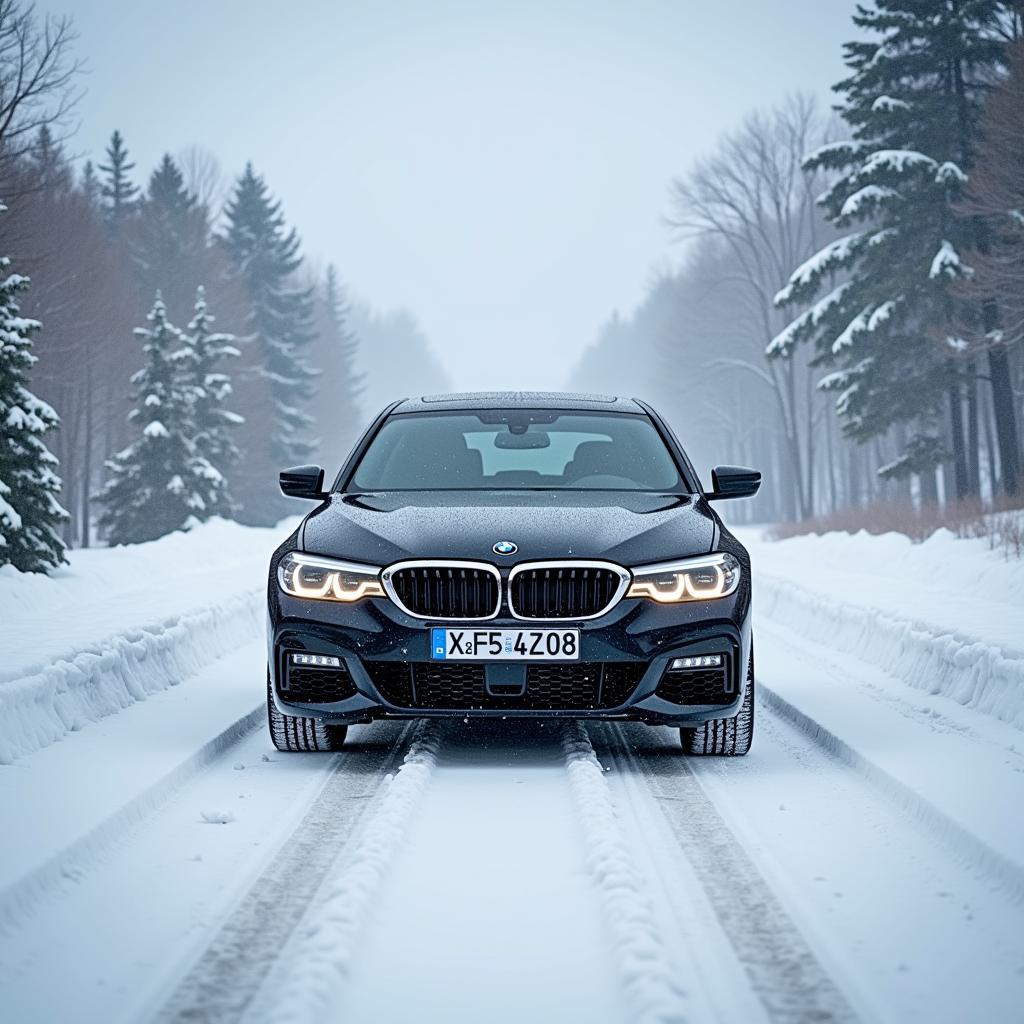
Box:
1, 518, 1023, 1023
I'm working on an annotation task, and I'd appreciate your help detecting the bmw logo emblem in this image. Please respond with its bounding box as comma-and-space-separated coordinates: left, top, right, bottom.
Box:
493, 540, 518, 555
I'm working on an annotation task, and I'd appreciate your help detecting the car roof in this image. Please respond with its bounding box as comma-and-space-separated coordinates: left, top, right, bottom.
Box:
391, 391, 646, 414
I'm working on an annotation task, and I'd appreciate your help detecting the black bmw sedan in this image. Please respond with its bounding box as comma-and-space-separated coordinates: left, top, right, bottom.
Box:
267, 392, 761, 755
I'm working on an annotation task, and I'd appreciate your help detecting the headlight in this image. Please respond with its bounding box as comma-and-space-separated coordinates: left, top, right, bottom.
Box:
626, 552, 741, 603
277, 552, 385, 602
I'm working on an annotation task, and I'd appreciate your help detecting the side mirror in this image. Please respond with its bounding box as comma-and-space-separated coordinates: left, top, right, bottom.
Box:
708, 465, 761, 501
279, 464, 327, 500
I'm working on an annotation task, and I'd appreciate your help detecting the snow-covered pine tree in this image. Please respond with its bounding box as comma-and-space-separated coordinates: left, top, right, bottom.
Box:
33, 126, 72, 193
177, 286, 242, 517
319, 264, 363, 452
80, 160, 100, 207
221, 163, 318, 523
96, 295, 216, 544
771, 0, 1014, 499
98, 130, 139, 235
0, 208, 68, 572
133, 154, 210, 319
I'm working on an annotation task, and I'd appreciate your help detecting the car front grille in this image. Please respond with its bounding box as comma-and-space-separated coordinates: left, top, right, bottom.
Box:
655, 663, 734, 706
386, 563, 500, 619
365, 661, 645, 711
509, 563, 626, 619
282, 662, 358, 703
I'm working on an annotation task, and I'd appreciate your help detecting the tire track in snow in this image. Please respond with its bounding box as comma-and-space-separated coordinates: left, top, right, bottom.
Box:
612, 722, 861, 1024
0, 701, 264, 936
246, 721, 440, 1024
755, 623, 1024, 903
151, 720, 416, 1024
561, 721, 688, 1024
592, 724, 770, 1024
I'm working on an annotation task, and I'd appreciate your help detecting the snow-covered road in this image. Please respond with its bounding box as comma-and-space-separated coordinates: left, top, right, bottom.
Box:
1, 520, 1022, 1023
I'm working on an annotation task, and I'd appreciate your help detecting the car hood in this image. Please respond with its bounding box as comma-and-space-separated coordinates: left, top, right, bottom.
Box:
300, 490, 717, 568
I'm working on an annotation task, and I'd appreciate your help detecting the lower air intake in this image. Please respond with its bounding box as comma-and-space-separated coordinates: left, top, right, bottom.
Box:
282, 662, 358, 703
365, 661, 644, 711
656, 663, 733, 706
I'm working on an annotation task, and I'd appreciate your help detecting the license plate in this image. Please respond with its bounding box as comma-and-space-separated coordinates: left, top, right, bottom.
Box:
431, 627, 580, 661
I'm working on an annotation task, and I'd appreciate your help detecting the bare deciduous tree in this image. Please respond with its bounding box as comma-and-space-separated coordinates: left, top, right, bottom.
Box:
958, 38, 1024, 349
178, 144, 229, 223
668, 93, 837, 520
0, 1, 82, 188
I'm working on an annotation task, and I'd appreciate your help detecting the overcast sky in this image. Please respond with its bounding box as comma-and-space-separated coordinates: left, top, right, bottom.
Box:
62, 0, 854, 391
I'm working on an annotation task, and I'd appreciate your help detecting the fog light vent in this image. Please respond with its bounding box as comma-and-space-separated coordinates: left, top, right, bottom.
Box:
671, 655, 723, 670
291, 653, 341, 668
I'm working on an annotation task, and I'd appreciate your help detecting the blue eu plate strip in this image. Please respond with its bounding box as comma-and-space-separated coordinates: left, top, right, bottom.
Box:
431, 628, 447, 660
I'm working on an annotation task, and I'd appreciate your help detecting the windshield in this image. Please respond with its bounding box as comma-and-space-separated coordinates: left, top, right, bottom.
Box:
348, 410, 685, 492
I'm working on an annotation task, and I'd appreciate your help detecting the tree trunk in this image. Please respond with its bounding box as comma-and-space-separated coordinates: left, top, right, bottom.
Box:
62, 454, 77, 547
803, 364, 815, 517
776, 433, 796, 521
874, 441, 886, 502
80, 359, 93, 548
987, 346, 1020, 497
982, 385, 998, 498
60, 386, 78, 547
825, 409, 838, 514
920, 465, 939, 505
781, 360, 806, 520
947, 376, 969, 502
966, 363, 980, 498
893, 422, 912, 503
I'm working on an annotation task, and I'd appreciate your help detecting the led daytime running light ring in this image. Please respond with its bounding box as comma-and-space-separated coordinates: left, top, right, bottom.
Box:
626, 553, 740, 603
278, 553, 385, 603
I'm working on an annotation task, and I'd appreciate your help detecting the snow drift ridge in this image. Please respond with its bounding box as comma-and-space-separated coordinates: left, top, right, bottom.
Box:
0, 592, 263, 763
758, 573, 1024, 730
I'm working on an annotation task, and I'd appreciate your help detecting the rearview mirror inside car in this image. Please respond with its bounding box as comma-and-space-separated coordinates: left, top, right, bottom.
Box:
279, 464, 327, 500
708, 465, 761, 500
494, 431, 551, 449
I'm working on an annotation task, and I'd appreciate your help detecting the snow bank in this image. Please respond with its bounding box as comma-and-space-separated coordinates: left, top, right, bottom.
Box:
562, 722, 685, 1024
0, 593, 263, 763
739, 527, 1024, 730
0, 517, 294, 762
748, 525, 1024, 619
758, 576, 1024, 729
0, 517, 290, 670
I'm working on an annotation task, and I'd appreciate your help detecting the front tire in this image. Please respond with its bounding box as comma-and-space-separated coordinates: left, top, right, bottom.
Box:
267, 674, 348, 752
679, 652, 754, 756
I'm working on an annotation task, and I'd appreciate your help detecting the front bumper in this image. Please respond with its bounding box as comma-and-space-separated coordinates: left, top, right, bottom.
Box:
267, 578, 752, 727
